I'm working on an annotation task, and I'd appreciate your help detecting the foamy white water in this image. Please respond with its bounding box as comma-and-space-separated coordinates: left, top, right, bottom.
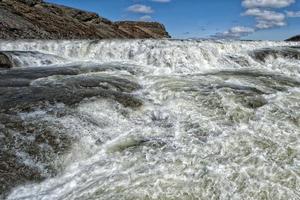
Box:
0, 39, 299, 74
1, 39, 300, 200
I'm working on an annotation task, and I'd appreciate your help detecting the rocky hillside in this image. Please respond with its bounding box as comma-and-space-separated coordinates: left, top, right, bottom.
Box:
0, 0, 170, 39
286, 35, 300, 42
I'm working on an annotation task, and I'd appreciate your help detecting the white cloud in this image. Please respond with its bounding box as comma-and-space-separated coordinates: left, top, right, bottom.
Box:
212, 26, 255, 39
139, 15, 152, 21
243, 8, 286, 29
230, 26, 255, 34
127, 4, 154, 14
242, 0, 295, 8
151, 0, 171, 2
286, 11, 300, 17
256, 20, 286, 29
212, 0, 294, 39
243, 9, 285, 21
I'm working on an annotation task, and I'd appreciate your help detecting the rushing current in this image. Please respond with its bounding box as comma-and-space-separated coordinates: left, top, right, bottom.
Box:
0, 39, 299, 200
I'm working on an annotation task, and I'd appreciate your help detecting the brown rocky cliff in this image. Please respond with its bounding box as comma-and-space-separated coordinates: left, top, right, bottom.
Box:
0, 0, 170, 39
115, 21, 170, 39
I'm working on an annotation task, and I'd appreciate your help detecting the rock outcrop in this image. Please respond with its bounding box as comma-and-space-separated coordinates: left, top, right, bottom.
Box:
115, 21, 170, 39
286, 35, 300, 41
0, 52, 12, 69
0, 0, 170, 39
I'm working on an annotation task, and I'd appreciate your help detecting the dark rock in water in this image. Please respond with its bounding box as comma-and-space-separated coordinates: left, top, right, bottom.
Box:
0, 112, 76, 198
0, 0, 170, 39
0, 151, 45, 199
286, 35, 300, 41
0, 78, 142, 111
250, 47, 300, 62
0, 51, 67, 68
213, 83, 266, 94
0, 63, 141, 87
227, 55, 250, 66
0, 52, 12, 69
0, 64, 143, 111
289, 46, 300, 50
204, 69, 300, 94
0, 67, 82, 87
0, 63, 143, 197
243, 95, 268, 109
0, 78, 32, 87
1, 87, 113, 110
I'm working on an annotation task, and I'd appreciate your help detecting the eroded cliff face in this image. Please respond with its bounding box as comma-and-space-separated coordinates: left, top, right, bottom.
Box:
115, 21, 170, 39
286, 35, 300, 42
0, 0, 170, 39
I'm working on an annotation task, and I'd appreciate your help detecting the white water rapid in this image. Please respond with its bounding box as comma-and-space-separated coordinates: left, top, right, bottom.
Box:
0, 39, 299, 200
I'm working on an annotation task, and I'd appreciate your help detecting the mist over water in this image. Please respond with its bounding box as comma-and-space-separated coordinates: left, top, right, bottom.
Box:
0, 39, 300, 200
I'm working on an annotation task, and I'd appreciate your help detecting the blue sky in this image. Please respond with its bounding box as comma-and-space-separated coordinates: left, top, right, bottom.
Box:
46, 0, 300, 40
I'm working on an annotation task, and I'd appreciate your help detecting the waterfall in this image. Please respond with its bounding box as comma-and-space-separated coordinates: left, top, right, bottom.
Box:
0, 39, 299, 200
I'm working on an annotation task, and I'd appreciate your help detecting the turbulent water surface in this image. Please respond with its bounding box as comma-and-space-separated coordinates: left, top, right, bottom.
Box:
0, 39, 300, 200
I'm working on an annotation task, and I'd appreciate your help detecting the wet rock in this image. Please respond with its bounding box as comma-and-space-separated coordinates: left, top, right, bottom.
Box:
0, 65, 82, 81
0, 78, 32, 87
0, 52, 12, 69
227, 55, 250, 66
213, 83, 266, 94
0, 67, 142, 111
32, 74, 141, 93
240, 95, 268, 109
0, 151, 45, 199
0, 85, 142, 111
289, 46, 300, 50
106, 136, 149, 153
106, 135, 167, 153
0, 51, 67, 68
206, 70, 300, 90
250, 47, 300, 62
0, 63, 136, 81
0, 113, 75, 198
